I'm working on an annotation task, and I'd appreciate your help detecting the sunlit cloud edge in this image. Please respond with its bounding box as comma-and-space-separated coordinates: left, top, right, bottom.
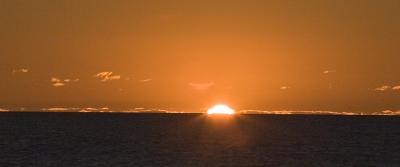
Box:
1, 107, 400, 116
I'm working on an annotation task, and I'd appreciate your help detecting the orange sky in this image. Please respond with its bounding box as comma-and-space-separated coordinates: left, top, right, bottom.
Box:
1, 0, 400, 113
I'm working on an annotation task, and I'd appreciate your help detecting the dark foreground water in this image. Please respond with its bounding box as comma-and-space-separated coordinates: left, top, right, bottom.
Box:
0, 113, 399, 167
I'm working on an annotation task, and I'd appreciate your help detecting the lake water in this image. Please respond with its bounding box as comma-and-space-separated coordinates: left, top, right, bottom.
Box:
0, 113, 399, 166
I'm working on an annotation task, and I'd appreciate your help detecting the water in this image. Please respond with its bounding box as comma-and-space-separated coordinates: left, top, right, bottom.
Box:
0, 113, 399, 166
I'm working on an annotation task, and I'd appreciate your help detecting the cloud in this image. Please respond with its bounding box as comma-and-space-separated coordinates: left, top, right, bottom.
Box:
189, 82, 215, 90
51, 77, 61, 83
280, 86, 290, 90
100, 107, 109, 110
9, 106, 400, 115
372, 110, 400, 115
42, 107, 70, 112
71, 107, 188, 113
84, 107, 97, 111
240, 109, 400, 116
79, 107, 99, 112
52, 82, 65, 87
239, 110, 358, 115
375, 85, 391, 91
392, 86, 400, 90
51, 77, 78, 87
323, 70, 336, 74
39, 107, 148, 113
12, 68, 29, 74
139, 78, 153, 83
0, 108, 10, 112
41, 107, 109, 112
121, 107, 186, 113
375, 85, 400, 92
95, 72, 121, 82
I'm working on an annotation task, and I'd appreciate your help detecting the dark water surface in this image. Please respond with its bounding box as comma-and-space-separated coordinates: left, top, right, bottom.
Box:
0, 113, 399, 166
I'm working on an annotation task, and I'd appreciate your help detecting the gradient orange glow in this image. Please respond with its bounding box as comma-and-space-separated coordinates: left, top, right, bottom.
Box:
0, 1, 400, 114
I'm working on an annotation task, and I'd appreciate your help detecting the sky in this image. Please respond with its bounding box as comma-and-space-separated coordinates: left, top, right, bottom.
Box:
1, 0, 400, 114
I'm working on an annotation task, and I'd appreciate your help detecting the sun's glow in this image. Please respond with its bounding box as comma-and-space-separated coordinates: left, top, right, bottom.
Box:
207, 104, 235, 115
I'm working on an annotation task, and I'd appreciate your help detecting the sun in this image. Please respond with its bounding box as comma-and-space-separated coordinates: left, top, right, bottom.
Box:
207, 104, 235, 115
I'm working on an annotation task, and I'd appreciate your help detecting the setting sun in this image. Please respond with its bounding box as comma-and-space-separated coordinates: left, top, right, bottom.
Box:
207, 104, 235, 115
